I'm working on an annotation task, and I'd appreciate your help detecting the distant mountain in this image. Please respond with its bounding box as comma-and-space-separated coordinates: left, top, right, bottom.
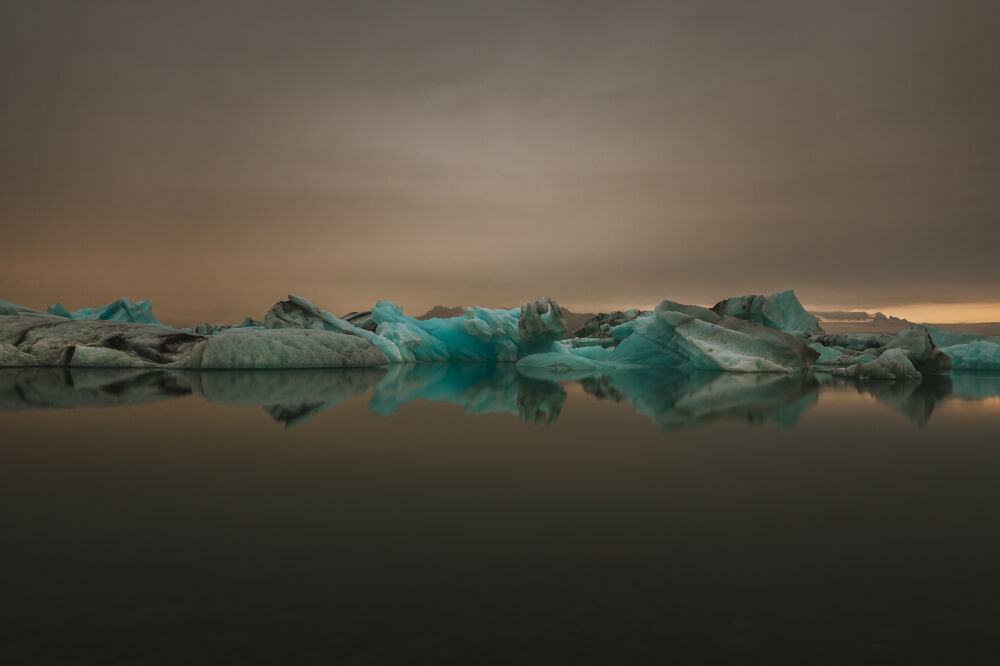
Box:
871, 312, 911, 327
811, 310, 872, 322
811, 310, 912, 325
810, 310, 914, 334
560, 307, 596, 337
415, 305, 466, 320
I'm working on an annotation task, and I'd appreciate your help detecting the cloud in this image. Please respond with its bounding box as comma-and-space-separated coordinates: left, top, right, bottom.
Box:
2, 1, 997, 321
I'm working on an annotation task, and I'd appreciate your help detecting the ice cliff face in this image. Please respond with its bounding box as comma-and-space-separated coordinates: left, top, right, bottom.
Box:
2, 290, 999, 378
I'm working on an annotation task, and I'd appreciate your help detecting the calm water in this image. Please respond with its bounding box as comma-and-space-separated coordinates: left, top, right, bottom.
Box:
2, 365, 1000, 664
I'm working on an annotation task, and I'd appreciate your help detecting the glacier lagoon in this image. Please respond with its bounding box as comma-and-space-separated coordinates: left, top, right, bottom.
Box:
4, 290, 1000, 663
3, 363, 1000, 663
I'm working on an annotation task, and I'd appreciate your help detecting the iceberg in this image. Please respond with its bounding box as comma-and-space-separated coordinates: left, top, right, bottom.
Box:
912, 323, 1000, 372
0, 316, 205, 367
47, 297, 166, 326
0, 292, 815, 374
267, 295, 407, 362
0, 312, 389, 369
3, 288, 1000, 378
827, 347, 923, 380
878, 327, 952, 374
922, 324, 1000, 348
609, 305, 818, 372
182, 318, 264, 336
711, 289, 823, 339
813, 326, 952, 379
519, 300, 817, 375
806, 343, 877, 367
0, 299, 44, 317
571, 308, 648, 338
812, 333, 895, 351
941, 340, 1000, 372
195, 329, 389, 369
369, 297, 566, 362
262, 294, 567, 363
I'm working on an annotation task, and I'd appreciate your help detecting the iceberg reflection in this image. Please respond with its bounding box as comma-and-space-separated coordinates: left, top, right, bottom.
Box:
578, 370, 820, 430
370, 363, 565, 426
0, 367, 191, 411
2, 366, 999, 431
193, 367, 387, 428
816, 373, 953, 426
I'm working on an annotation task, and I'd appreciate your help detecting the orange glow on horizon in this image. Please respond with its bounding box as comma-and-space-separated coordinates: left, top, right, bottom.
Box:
605, 301, 1000, 325
810, 302, 1000, 324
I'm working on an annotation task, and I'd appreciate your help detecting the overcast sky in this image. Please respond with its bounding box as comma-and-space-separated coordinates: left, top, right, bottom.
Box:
2, 1, 997, 323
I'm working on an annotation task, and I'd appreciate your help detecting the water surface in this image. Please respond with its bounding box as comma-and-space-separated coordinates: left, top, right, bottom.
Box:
2, 366, 1000, 664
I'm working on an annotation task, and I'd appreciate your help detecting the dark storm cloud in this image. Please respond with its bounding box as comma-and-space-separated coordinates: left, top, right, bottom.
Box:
1, 0, 997, 322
